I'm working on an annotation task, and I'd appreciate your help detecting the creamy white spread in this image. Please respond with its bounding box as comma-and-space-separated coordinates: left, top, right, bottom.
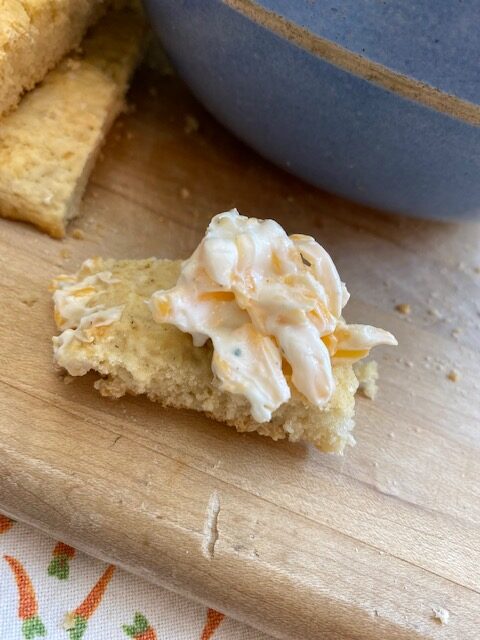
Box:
52, 264, 123, 374
150, 210, 397, 423
53, 270, 119, 331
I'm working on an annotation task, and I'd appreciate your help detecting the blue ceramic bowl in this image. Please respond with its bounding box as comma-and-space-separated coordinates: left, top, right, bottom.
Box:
144, 0, 480, 220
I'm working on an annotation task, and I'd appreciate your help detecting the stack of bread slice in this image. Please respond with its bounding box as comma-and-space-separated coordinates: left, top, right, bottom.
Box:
0, 0, 145, 237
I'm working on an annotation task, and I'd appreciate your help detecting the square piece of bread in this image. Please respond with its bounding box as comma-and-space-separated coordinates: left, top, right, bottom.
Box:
52, 258, 359, 453
0, 5, 144, 237
0, 0, 109, 117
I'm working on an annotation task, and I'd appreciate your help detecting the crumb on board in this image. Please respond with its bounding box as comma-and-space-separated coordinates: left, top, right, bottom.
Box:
20, 295, 38, 307
431, 606, 449, 625
395, 303, 411, 315
71, 228, 85, 240
180, 187, 190, 199
184, 114, 199, 134
60, 248, 71, 259
427, 307, 442, 319
451, 328, 462, 339
286, 195, 295, 203
63, 375, 74, 385
354, 360, 378, 400
447, 369, 460, 382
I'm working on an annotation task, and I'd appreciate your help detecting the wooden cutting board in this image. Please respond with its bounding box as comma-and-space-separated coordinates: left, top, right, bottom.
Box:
0, 68, 479, 640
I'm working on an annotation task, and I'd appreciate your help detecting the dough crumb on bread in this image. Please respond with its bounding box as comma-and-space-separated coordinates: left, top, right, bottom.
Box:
52, 258, 360, 453
354, 360, 379, 400
0, 6, 144, 237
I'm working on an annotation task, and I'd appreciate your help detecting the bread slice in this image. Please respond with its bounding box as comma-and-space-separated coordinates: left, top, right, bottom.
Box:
52, 258, 359, 453
0, 0, 109, 117
0, 6, 144, 238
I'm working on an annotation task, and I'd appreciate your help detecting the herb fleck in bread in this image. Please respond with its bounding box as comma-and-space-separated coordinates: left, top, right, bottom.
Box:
0, 6, 144, 237
52, 258, 359, 453
0, 0, 109, 117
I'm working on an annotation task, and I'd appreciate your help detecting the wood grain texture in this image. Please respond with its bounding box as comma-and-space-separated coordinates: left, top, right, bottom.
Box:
0, 69, 479, 640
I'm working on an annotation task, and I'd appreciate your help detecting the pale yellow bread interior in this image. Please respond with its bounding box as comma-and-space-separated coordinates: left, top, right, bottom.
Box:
0, 0, 109, 117
53, 258, 359, 453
